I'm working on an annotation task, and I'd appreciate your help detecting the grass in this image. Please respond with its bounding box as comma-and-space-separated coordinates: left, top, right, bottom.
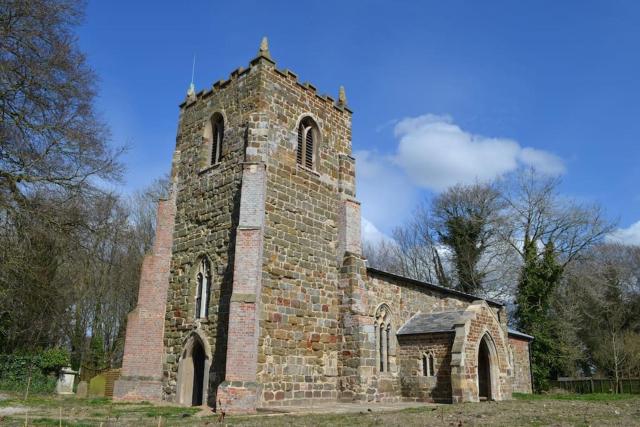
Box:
29, 418, 95, 427
513, 392, 638, 401
1, 391, 639, 426
0, 392, 200, 427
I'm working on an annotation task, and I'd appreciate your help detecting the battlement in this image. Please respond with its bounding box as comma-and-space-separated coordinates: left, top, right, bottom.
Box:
180, 38, 352, 114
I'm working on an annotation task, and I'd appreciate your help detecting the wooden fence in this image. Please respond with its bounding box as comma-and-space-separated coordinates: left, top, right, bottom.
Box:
550, 378, 640, 394
103, 369, 121, 398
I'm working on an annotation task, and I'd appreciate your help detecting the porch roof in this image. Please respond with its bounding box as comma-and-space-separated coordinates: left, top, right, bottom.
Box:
507, 328, 534, 341
396, 310, 467, 336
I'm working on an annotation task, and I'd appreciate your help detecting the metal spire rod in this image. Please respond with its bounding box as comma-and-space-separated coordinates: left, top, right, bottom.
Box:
191, 54, 196, 86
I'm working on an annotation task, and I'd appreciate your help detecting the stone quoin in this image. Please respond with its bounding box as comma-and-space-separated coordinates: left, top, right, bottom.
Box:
113, 38, 533, 413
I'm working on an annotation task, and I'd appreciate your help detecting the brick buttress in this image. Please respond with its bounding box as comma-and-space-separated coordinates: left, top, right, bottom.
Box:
113, 190, 176, 401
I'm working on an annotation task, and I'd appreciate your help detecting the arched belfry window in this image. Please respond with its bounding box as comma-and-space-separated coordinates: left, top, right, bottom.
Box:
297, 116, 318, 169
203, 113, 224, 167
375, 304, 392, 373
195, 258, 211, 319
211, 114, 224, 165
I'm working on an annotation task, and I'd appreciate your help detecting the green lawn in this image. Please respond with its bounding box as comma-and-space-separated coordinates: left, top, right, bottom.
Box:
513, 392, 639, 401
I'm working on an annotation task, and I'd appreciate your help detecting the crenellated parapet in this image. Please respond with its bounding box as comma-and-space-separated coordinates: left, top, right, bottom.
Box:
180, 38, 352, 116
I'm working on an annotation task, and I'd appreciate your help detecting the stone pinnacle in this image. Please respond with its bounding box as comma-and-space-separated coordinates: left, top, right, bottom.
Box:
258, 36, 271, 59
338, 85, 347, 107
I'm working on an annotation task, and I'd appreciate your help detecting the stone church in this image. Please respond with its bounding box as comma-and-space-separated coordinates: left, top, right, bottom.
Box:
114, 39, 533, 413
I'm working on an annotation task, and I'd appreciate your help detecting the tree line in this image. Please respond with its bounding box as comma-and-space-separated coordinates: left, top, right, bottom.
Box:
0, 0, 168, 372
364, 173, 640, 390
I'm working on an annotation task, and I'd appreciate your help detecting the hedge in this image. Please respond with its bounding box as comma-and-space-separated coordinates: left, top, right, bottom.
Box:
0, 348, 70, 393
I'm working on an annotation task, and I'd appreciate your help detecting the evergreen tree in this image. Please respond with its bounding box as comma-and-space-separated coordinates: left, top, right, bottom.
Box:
515, 239, 563, 391
87, 333, 107, 371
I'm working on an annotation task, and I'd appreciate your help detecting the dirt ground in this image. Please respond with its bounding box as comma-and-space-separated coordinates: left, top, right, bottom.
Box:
0, 392, 639, 426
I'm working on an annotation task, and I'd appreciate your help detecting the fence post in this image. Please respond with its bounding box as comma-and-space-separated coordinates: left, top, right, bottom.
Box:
590, 378, 594, 394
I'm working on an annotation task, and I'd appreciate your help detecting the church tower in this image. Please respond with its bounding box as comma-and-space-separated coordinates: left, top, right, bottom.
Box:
114, 38, 362, 413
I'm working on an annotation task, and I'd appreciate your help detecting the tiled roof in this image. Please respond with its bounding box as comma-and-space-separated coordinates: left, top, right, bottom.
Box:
396, 310, 467, 335
508, 328, 534, 341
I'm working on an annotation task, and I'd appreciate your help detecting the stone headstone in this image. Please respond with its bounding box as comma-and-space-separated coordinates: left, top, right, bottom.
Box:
56, 367, 77, 395
89, 374, 107, 397
76, 381, 88, 398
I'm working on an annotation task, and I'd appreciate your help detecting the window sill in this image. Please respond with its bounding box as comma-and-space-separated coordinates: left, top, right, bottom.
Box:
296, 163, 320, 177
198, 162, 221, 175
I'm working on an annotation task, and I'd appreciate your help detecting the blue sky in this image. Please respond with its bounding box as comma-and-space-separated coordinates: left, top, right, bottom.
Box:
78, 0, 640, 243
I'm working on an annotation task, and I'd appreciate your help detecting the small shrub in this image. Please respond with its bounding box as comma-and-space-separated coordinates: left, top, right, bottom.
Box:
39, 348, 70, 373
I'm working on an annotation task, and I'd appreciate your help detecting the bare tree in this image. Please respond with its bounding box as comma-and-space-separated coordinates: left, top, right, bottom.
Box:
391, 204, 444, 285
564, 244, 640, 387
0, 0, 133, 364
363, 239, 402, 274
0, 0, 123, 221
127, 175, 170, 254
500, 170, 614, 267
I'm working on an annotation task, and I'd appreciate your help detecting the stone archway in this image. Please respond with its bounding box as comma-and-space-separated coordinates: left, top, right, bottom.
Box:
450, 301, 510, 403
478, 335, 492, 400
176, 331, 212, 406
191, 341, 206, 405
476, 332, 500, 402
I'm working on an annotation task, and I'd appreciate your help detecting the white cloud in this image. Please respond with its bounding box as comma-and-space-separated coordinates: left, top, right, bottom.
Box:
518, 147, 566, 176
354, 150, 417, 232
606, 221, 640, 246
354, 114, 566, 244
393, 114, 565, 191
361, 217, 393, 245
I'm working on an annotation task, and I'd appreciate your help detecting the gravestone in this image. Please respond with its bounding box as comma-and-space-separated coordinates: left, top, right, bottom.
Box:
76, 381, 88, 398
89, 374, 107, 397
56, 367, 77, 395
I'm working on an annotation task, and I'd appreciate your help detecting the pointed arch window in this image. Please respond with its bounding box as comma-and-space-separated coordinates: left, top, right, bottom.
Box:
195, 258, 211, 319
297, 116, 318, 169
375, 304, 392, 373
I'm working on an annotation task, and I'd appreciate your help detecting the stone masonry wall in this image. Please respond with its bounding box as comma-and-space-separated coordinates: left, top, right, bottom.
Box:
450, 301, 512, 402
396, 333, 454, 402
509, 336, 532, 393
162, 63, 265, 406
350, 271, 472, 402
255, 61, 353, 407
342, 270, 511, 403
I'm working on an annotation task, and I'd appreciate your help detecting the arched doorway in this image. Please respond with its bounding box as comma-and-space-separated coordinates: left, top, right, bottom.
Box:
478, 337, 492, 401
191, 341, 205, 405
176, 332, 211, 406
